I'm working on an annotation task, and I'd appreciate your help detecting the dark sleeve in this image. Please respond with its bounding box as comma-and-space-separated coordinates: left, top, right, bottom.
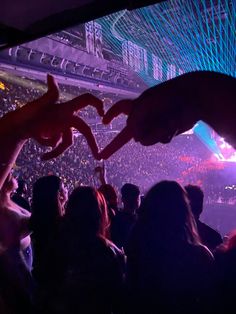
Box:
194, 245, 220, 312
110, 214, 123, 249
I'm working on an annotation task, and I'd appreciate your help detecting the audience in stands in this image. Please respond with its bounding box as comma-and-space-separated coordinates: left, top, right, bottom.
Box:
185, 184, 222, 252
1, 72, 234, 207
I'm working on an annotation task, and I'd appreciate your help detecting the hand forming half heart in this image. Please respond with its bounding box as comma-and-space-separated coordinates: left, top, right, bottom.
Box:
97, 71, 236, 160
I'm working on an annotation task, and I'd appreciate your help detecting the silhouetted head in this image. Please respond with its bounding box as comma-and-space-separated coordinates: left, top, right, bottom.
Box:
31, 175, 64, 231
98, 184, 118, 210
185, 185, 204, 220
121, 183, 140, 212
140, 180, 199, 244
66, 186, 110, 238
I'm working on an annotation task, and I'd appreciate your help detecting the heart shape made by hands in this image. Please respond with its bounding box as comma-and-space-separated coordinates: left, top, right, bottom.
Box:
95, 99, 135, 160
96, 125, 132, 160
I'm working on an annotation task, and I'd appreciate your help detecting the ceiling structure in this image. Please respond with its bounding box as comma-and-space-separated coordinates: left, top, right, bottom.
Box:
1, 0, 235, 87
97, 0, 235, 80
0, 0, 165, 49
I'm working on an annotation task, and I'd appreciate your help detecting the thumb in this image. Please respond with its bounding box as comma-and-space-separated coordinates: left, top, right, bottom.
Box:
24, 74, 59, 115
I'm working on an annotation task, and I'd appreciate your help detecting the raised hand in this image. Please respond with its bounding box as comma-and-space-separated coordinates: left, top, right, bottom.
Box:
0, 75, 104, 189
99, 71, 236, 159
2, 74, 104, 160
94, 160, 107, 185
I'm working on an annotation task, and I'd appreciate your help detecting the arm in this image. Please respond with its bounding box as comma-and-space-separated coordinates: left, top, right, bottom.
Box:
0, 132, 26, 193
94, 161, 107, 186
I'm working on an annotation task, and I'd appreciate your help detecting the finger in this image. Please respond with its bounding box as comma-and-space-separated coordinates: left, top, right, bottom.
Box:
41, 128, 73, 160
40, 74, 59, 105
25, 74, 59, 113
46, 74, 58, 94
98, 126, 132, 160
71, 116, 100, 160
34, 133, 61, 147
103, 100, 134, 124
68, 93, 104, 116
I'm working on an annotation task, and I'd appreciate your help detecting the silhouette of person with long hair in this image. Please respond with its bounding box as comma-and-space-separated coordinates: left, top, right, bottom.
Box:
126, 181, 216, 314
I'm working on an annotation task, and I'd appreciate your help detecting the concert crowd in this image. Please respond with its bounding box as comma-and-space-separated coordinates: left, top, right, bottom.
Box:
1, 71, 236, 314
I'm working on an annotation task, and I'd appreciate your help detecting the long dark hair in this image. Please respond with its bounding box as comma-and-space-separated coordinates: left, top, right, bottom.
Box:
65, 186, 110, 239
30, 175, 62, 232
139, 180, 200, 245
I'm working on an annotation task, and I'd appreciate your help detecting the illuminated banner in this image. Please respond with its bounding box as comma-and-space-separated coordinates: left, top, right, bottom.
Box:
85, 21, 94, 54
167, 64, 176, 80
152, 54, 163, 80
122, 40, 148, 73
94, 23, 103, 58
85, 21, 103, 58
